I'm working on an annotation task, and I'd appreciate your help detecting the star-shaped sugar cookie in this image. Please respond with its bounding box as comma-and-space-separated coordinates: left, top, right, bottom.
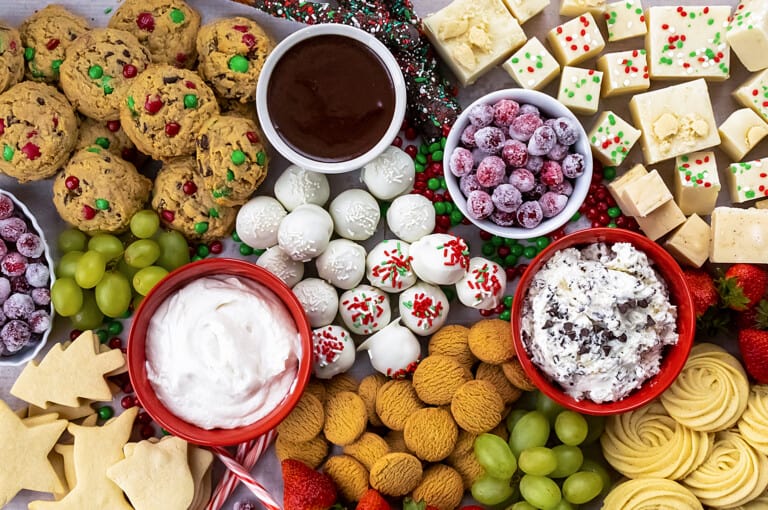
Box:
107, 436, 195, 510
0, 400, 67, 506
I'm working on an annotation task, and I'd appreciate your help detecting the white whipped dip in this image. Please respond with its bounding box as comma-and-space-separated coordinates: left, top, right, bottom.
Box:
521, 242, 678, 404
145, 275, 301, 429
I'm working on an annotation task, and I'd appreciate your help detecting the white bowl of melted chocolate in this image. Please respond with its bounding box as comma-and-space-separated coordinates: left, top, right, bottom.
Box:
256, 24, 407, 174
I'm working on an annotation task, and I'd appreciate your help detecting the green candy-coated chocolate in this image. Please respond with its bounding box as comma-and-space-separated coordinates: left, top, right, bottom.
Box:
51, 59, 62, 72
231, 150, 246, 165
183, 94, 198, 109
450, 210, 463, 225
503, 295, 514, 308
607, 207, 621, 218
2, 145, 13, 162
95, 199, 110, 210
523, 246, 537, 259
499, 310, 511, 321
96, 330, 108, 343
194, 222, 209, 234
169, 8, 185, 23
491, 236, 503, 247
197, 244, 210, 257
504, 254, 518, 267
95, 137, 110, 149
232, 231, 241, 242
535, 237, 549, 250
97, 406, 114, 420
256, 151, 266, 166
432, 150, 444, 161
511, 244, 524, 257
482, 242, 495, 256
603, 166, 617, 181
23, 47, 34, 61
427, 178, 440, 190
239, 244, 254, 256
228, 55, 249, 73
107, 321, 122, 335
226, 169, 235, 182
88, 65, 103, 79
434, 202, 446, 215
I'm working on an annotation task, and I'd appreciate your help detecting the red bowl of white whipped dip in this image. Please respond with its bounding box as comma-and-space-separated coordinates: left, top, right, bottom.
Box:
128, 258, 312, 446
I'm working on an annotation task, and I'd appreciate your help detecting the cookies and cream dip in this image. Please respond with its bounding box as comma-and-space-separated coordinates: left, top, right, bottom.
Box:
520, 242, 678, 403
145, 275, 301, 429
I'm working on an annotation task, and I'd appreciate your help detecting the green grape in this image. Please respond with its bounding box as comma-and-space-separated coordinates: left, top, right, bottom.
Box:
58, 229, 87, 253
74, 250, 106, 289
519, 474, 562, 510
579, 458, 612, 497
506, 409, 528, 434
116, 258, 140, 281
537, 391, 566, 423
516, 390, 539, 410
56, 251, 83, 278
51, 277, 83, 317
518, 447, 557, 476
562, 471, 603, 504
70, 290, 104, 330
471, 475, 515, 506
510, 411, 550, 457
88, 234, 124, 261
506, 502, 537, 510
155, 230, 190, 271
583, 415, 606, 445
551, 499, 576, 510
474, 433, 517, 479
555, 411, 589, 446
132, 293, 144, 311
550, 445, 584, 478
133, 266, 169, 296
95, 272, 132, 318
130, 210, 160, 239
124, 240, 161, 268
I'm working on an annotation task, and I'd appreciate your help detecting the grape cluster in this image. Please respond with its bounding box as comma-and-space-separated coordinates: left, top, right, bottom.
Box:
471, 391, 612, 509
51, 210, 191, 329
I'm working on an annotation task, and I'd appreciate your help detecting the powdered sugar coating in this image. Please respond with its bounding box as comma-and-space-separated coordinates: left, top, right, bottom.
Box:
540, 161, 564, 187
460, 124, 479, 148
491, 209, 517, 226
25, 263, 49, 288
501, 139, 528, 168
16, 233, 43, 258
467, 103, 495, 127
547, 143, 570, 161
562, 153, 585, 178
526, 155, 544, 173
28, 310, 50, 335
516, 201, 544, 228
528, 126, 557, 156
0, 218, 26, 242
0, 195, 14, 220
459, 173, 485, 196
1, 320, 30, 353
3, 293, 34, 320
509, 113, 543, 142
552, 117, 579, 146
549, 180, 574, 196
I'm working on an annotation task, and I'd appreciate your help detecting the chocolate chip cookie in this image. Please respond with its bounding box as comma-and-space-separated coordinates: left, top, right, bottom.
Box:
19, 5, 89, 82
0, 23, 24, 94
75, 116, 144, 166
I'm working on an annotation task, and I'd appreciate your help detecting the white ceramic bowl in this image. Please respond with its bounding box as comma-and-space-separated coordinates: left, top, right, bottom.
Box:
444, 89, 593, 239
256, 24, 407, 174
0, 190, 55, 367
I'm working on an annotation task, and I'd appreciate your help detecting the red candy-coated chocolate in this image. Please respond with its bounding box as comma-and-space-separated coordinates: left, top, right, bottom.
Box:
144, 95, 164, 114
161, 210, 175, 223
106, 120, 121, 132
184, 81, 196, 89
21, 143, 40, 161
137, 411, 152, 425
65, 176, 80, 191
139, 424, 155, 439
45, 38, 59, 51
391, 136, 402, 148
165, 122, 181, 137
404, 145, 418, 158
108, 337, 122, 349
82, 205, 96, 220
121, 395, 137, 409
209, 240, 223, 254
0, 118, 5, 136
175, 53, 187, 65
246, 131, 259, 143
69, 329, 82, 341
136, 12, 155, 31
182, 181, 197, 195
123, 64, 138, 78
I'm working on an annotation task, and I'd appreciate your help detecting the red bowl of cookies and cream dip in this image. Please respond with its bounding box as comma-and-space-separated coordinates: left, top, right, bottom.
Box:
255, 24, 407, 174
128, 258, 312, 446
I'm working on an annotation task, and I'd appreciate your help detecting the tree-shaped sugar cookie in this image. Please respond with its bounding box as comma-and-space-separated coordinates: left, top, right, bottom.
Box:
0, 399, 67, 506
107, 436, 195, 510
10, 330, 125, 408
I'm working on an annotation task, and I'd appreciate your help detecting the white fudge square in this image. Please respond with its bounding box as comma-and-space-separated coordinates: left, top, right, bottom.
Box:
673, 151, 720, 216
588, 111, 641, 167
502, 37, 560, 90
597, 49, 650, 97
734, 69, 768, 124
502, 0, 551, 24
557, 66, 603, 115
726, 0, 768, 72
718, 109, 768, 161
605, 0, 647, 42
726, 158, 768, 204
547, 13, 606, 66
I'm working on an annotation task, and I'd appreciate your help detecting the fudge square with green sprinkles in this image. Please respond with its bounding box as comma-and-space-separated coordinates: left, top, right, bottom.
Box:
557, 66, 602, 115
726, 0, 768, 72
588, 111, 641, 166
596, 49, 650, 97
726, 157, 768, 203
502, 37, 560, 90
604, 0, 647, 42
673, 151, 720, 215
646, 5, 731, 81
734, 68, 768, 123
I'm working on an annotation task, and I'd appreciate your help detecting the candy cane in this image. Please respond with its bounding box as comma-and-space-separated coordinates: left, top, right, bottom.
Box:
206, 441, 252, 510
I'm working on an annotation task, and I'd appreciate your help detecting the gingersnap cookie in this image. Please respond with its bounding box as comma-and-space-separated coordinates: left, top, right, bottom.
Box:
151, 157, 237, 242
304, 380, 327, 404
343, 432, 390, 471
195, 115, 268, 206
60, 28, 151, 122
108, 0, 201, 68
448, 451, 485, 490
412, 355, 472, 406
739, 385, 768, 456
75, 117, 141, 164
276, 392, 324, 444
196, 17, 274, 102
325, 373, 359, 398
357, 373, 387, 427
403, 407, 458, 462
450, 380, 504, 434
275, 434, 329, 469
411, 464, 464, 510
323, 455, 369, 502
369, 453, 423, 497
384, 430, 408, 453
323, 391, 367, 446
502, 359, 537, 391
603, 478, 703, 510
0, 24, 23, 94
468, 319, 515, 365
19, 5, 89, 82
428, 324, 476, 370
376, 380, 425, 432
53, 147, 152, 233
447, 430, 477, 465
120, 65, 219, 159
0, 81, 79, 182
476, 362, 524, 405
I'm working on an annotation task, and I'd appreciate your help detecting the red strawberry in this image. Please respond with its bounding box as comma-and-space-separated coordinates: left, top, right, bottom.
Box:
282, 459, 338, 510
356, 489, 390, 510
736, 300, 768, 330
718, 264, 768, 311
682, 268, 718, 317
738, 328, 768, 383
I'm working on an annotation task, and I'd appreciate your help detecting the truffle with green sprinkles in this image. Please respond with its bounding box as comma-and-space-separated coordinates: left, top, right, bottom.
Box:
107, 0, 201, 68
195, 114, 269, 207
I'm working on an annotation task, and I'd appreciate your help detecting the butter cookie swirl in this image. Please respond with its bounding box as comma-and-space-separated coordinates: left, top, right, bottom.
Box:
660, 343, 750, 432
739, 385, 768, 456
601, 478, 702, 510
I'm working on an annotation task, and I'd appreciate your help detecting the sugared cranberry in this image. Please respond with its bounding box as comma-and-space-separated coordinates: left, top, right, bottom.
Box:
10, 275, 30, 294
493, 99, 520, 127
509, 113, 543, 142
501, 139, 528, 168
460, 124, 479, 148
459, 173, 485, 196
552, 117, 579, 146
508, 168, 536, 192
4, 293, 33, 319
492, 184, 523, 213
516, 201, 544, 229
466, 190, 494, 220
467, 103, 495, 128
31, 287, 50, 306
449, 147, 474, 178
65, 175, 80, 190
0, 195, 13, 219
1, 252, 27, 277
28, 310, 50, 334
528, 126, 557, 156
1, 320, 30, 353
474, 126, 506, 154
562, 153, 585, 178
539, 192, 569, 218
476, 156, 506, 187
540, 161, 564, 187
16, 233, 43, 258
491, 209, 517, 227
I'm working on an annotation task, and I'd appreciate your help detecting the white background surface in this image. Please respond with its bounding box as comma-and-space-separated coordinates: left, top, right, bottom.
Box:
0, 0, 763, 508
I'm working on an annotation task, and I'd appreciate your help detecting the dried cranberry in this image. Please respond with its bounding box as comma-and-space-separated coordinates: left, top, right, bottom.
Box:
160, 210, 175, 223
245, 131, 259, 144
82, 205, 96, 220
182, 181, 197, 195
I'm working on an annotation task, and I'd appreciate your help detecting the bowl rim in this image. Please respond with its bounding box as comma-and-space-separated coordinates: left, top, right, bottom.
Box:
511, 227, 695, 415
127, 258, 313, 446
443, 88, 593, 239
255, 24, 407, 175
0, 189, 56, 367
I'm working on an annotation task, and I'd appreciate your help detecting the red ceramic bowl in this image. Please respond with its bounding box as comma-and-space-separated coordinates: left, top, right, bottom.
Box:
128, 258, 312, 446
511, 228, 695, 415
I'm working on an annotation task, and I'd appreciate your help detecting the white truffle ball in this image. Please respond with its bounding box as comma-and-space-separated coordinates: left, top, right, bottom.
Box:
273, 165, 330, 211
293, 278, 339, 328
361, 146, 415, 200
316, 239, 366, 290
235, 196, 287, 250
338, 285, 391, 336
357, 319, 421, 378
398, 282, 450, 336
277, 204, 334, 262
366, 239, 417, 293
410, 233, 469, 285
312, 325, 356, 379
256, 246, 304, 287
386, 194, 435, 243
455, 257, 507, 310
329, 189, 380, 241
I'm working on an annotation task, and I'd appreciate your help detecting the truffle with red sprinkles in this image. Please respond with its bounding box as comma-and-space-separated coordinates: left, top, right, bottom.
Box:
366, 239, 417, 293
338, 284, 391, 336
455, 257, 507, 310
398, 281, 450, 336
312, 324, 356, 379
